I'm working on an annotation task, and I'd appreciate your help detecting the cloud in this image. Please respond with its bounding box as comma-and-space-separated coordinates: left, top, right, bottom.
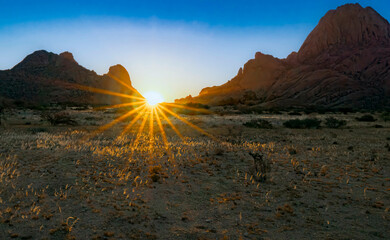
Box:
0, 17, 311, 101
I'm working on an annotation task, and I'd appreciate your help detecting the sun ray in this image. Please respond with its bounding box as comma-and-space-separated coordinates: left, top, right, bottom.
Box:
149, 107, 154, 144
154, 108, 169, 149
69, 83, 145, 101
107, 74, 140, 95
63, 76, 219, 148
156, 106, 184, 140
83, 103, 146, 141
161, 102, 211, 114
94, 101, 146, 110
118, 105, 148, 138
159, 105, 218, 141
132, 108, 150, 148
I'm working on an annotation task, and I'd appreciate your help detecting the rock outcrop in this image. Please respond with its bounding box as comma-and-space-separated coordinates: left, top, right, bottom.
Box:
0, 50, 142, 106
176, 3, 390, 109
297, 3, 390, 62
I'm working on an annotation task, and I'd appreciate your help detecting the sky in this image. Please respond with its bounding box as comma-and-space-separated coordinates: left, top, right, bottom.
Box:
0, 0, 389, 101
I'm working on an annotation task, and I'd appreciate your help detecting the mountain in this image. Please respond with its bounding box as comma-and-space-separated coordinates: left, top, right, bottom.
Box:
0, 50, 142, 106
176, 3, 390, 110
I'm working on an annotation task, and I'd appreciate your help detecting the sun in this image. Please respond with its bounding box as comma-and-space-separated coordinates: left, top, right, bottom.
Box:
75, 82, 215, 147
143, 91, 164, 107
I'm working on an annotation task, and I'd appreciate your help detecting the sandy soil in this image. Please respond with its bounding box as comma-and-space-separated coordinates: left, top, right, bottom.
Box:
0, 110, 389, 239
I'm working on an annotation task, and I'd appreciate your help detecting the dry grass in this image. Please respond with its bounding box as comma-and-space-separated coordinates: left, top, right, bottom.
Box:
0, 110, 389, 239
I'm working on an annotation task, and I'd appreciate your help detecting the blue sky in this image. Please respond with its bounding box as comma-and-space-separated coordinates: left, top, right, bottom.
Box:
1, 0, 389, 101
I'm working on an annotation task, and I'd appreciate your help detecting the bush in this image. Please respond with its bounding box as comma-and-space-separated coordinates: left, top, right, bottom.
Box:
243, 119, 273, 129
325, 117, 347, 128
283, 118, 321, 129
29, 127, 48, 134
174, 103, 211, 115
303, 107, 331, 114
355, 114, 376, 122
0, 106, 3, 125
185, 102, 210, 110
288, 111, 302, 116
268, 109, 282, 114
336, 107, 355, 114
237, 105, 263, 114
249, 152, 270, 182
41, 111, 77, 126
381, 112, 390, 122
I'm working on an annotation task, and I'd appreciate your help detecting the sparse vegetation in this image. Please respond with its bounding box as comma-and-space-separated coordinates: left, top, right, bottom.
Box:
41, 111, 78, 125
325, 117, 347, 128
28, 127, 48, 134
381, 112, 390, 122
0, 106, 3, 125
185, 102, 210, 110
283, 118, 321, 129
243, 119, 273, 129
355, 114, 376, 122
237, 105, 263, 114
287, 145, 297, 155
249, 152, 270, 182
172, 103, 211, 115
288, 111, 302, 116
267, 109, 282, 115
0, 110, 388, 239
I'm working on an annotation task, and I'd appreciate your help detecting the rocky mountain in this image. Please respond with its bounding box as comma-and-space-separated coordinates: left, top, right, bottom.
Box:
0, 50, 142, 106
176, 3, 390, 109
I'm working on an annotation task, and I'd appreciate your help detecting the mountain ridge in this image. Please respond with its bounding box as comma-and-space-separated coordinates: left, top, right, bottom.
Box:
0, 50, 142, 106
176, 3, 390, 110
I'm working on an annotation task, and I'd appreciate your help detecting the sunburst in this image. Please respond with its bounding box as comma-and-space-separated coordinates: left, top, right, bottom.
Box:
144, 91, 164, 107
71, 82, 215, 148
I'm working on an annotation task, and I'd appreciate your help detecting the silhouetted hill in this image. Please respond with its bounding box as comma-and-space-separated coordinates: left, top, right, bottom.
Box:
0, 50, 142, 107
176, 3, 390, 110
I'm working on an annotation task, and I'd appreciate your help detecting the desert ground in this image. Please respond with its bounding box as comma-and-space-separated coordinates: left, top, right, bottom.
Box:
0, 109, 389, 239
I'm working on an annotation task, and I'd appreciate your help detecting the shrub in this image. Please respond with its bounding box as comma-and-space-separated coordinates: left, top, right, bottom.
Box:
174, 103, 211, 115
243, 119, 273, 129
29, 127, 48, 134
287, 146, 297, 155
337, 107, 355, 114
149, 165, 162, 182
303, 107, 331, 114
0, 106, 3, 125
381, 112, 390, 122
325, 117, 347, 128
288, 111, 302, 116
355, 114, 376, 122
268, 109, 282, 114
283, 118, 321, 129
85, 116, 103, 121
186, 102, 210, 110
237, 105, 263, 114
249, 152, 270, 182
41, 111, 77, 125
